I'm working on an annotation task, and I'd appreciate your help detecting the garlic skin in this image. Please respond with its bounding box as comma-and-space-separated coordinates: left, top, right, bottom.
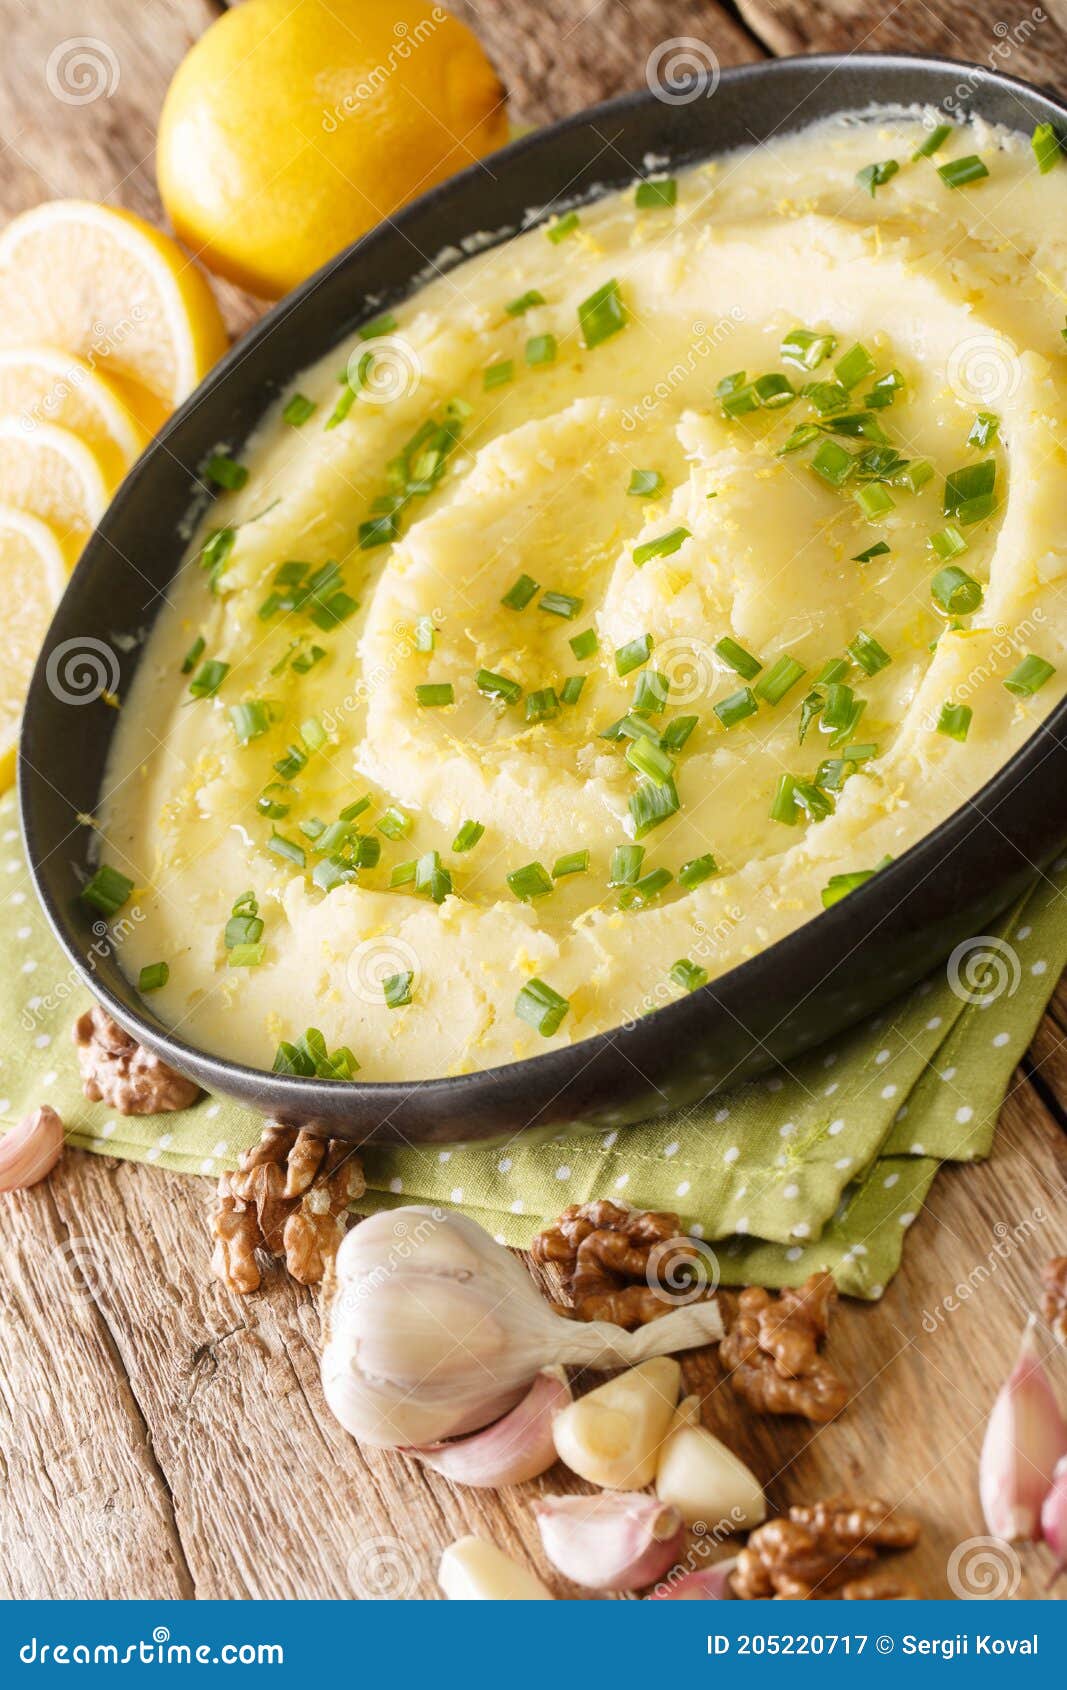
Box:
533, 1493, 685, 1591
321, 1208, 722, 1448
553, 1357, 680, 1490
648, 1559, 737, 1600
980, 1316, 1067, 1541
655, 1395, 766, 1530
1041, 1454, 1067, 1581
412, 1367, 571, 1488
0, 1106, 65, 1192
439, 1536, 554, 1600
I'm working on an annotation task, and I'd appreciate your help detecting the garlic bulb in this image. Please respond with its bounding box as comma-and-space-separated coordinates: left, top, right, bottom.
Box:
533, 1493, 685, 1591
412, 1367, 571, 1487
321, 1207, 723, 1448
980, 1316, 1067, 1541
0, 1106, 64, 1192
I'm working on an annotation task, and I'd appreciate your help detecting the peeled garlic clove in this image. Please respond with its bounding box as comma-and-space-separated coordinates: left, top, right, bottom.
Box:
412, 1367, 571, 1487
655, 1395, 766, 1530
0, 1105, 64, 1192
533, 1493, 685, 1592
980, 1315, 1067, 1541
1041, 1454, 1067, 1582
439, 1536, 554, 1600
553, 1356, 680, 1490
648, 1559, 737, 1600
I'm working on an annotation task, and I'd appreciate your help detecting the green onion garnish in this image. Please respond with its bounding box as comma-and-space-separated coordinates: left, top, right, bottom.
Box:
205, 452, 248, 491
383, 971, 413, 1008
552, 849, 589, 878
931, 564, 983, 615
525, 687, 560, 723
803, 381, 849, 415
483, 360, 514, 391
506, 289, 546, 316
501, 573, 539, 610
546, 211, 579, 244
670, 958, 708, 991
781, 328, 837, 371
268, 831, 305, 869
811, 438, 854, 486
507, 861, 553, 902
578, 278, 627, 348
662, 714, 698, 749
822, 682, 855, 731
914, 123, 952, 159
821, 868, 877, 907
856, 159, 899, 195
938, 154, 989, 188
798, 690, 823, 743
628, 469, 663, 497
633, 526, 689, 567
718, 372, 759, 417
629, 776, 679, 838
390, 860, 416, 887
189, 659, 229, 698
1032, 123, 1062, 173
770, 774, 798, 826
415, 850, 452, 903
377, 806, 411, 840
291, 644, 327, 675
943, 458, 997, 525
299, 715, 327, 751
257, 783, 290, 820
227, 943, 264, 968
754, 654, 806, 705
525, 333, 557, 366
515, 977, 569, 1036
453, 819, 485, 852
968, 412, 999, 449
415, 682, 454, 707
854, 482, 895, 520
615, 634, 653, 677
679, 853, 717, 890
1004, 654, 1056, 697
283, 393, 316, 427
631, 670, 668, 714
138, 961, 168, 992
937, 702, 972, 741
853, 541, 890, 563
272, 1029, 359, 1080
835, 344, 876, 389
414, 615, 435, 653
560, 675, 585, 705
609, 844, 644, 886
928, 524, 969, 560
181, 635, 205, 674
229, 701, 271, 744
714, 686, 758, 729
539, 590, 583, 619
635, 178, 677, 208
359, 313, 397, 340
200, 525, 235, 589
310, 590, 358, 631
340, 797, 371, 823
273, 744, 307, 780
793, 779, 833, 821
752, 372, 796, 408
866, 369, 905, 408
618, 867, 673, 909
848, 629, 892, 675
715, 636, 762, 680
569, 627, 598, 660
477, 668, 522, 704
626, 736, 675, 784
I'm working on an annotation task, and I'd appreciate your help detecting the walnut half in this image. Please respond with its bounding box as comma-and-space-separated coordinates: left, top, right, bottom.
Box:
732, 1496, 921, 1599
719, 1274, 849, 1421
532, 1199, 708, 1328
73, 1006, 200, 1115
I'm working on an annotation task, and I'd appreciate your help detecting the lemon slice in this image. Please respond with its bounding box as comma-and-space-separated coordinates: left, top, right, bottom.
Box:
0, 504, 67, 788
0, 201, 228, 429
0, 345, 146, 487
0, 417, 114, 563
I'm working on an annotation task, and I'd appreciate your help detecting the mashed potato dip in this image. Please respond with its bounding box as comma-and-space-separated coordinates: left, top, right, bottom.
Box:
99, 112, 1067, 1082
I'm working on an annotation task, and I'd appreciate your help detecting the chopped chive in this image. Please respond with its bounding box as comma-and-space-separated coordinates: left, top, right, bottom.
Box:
803, 381, 850, 416
854, 482, 895, 520
483, 360, 514, 391
506, 289, 546, 316
753, 372, 796, 408
633, 526, 689, 567
204, 452, 248, 491
798, 690, 824, 743
525, 333, 557, 366
937, 702, 973, 741
968, 412, 999, 449
714, 686, 758, 729
501, 573, 539, 610
779, 425, 821, 454
662, 714, 698, 749
931, 564, 983, 616
377, 806, 411, 840
383, 970, 413, 1008
415, 850, 452, 903
359, 313, 398, 340
283, 392, 316, 427
1033, 123, 1062, 173
848, 629, 892, 675
770, 773, 798, 826
453, 819, 485, 852
928, 524, 969, 560
552, 849, 589, 878
390, 860, 417, 887
414, 614, 435, 652
615, 634, 653, 677
628, 469, 663, 497
866, 369, 906, 409
1004, 654, 1056, 697
618, 867, 673, 909
200, 526, 235, 588
856, 159, 899, 195
715, 636, 762, 680
291, 644, 327, 674
793, 778, 834, 821
811, 437, 854, 486
678, 853, 717, 890
525, 687, 560, 723
938, 154, 989, 188
754, 654, 806, 705
539, 590, 583, 619
625, 736, 675, 784
719, 373, 759, 417
914, 123, 952, 159
181, 635, 205, 675
227, 943, 264, 968
273, 744, 307, 780
80, 864, 133, 917
835, 344, 876, 389
944, 458, 996, 524
822, 682, 855, 731
268, 831, 305, 868
818, 656, 851, 685
629, 776, 679, 838
326, 381, 358, 431
780, 328, 837, 371
515, 977, 569, 1036
670, 958, 708, 992
578, 278, 627, 348
229, 700, 271, 744
477, 668, 522, 704
257, 784, 290, 820
507, 860, 554, 901
310, 590, 358, 630
415, 682, 454, 707
189, 659, 229, 698
635, 177, 677, 208
560, 674, 585, 705
631, 670, 668, 715
300, 715, 326, 751
609, 843, 645, 885
569, 627, 599, 660
853, 541, 890, 563
821, 868, 877, 907
341, 798, 371, 824
546, 211, 580, 243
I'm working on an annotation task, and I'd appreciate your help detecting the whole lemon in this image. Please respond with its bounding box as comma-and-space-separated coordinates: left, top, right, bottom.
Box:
157, 0, 507, 299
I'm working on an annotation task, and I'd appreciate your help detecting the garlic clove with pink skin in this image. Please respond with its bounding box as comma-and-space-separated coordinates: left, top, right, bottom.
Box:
532, 1493, 686, 1591
647, 1559, 737, 1600
0, 1106, 65, 1192
980, 1315, 1067, 1541
411, 1367, 571, 1488
1041, 1454, 1067, 1584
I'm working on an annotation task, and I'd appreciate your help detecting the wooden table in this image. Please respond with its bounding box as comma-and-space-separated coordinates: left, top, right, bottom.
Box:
1, 0, 1066, 1601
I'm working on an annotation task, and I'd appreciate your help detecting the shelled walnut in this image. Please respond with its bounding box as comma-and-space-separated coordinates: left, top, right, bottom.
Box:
1042, 1256, 1067, 1343
732, 1496, 921, 1599
719, 1274, 849, 1420
73, 1006, 200, 1114
211, 1123, 365, 1294
531, 1199, 708, 1328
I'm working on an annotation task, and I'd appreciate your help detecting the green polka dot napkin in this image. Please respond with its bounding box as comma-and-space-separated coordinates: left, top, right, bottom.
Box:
3, 785, 1064, 1297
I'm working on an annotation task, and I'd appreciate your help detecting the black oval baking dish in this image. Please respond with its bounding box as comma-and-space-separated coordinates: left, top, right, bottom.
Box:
19, 51, 1067, 1148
